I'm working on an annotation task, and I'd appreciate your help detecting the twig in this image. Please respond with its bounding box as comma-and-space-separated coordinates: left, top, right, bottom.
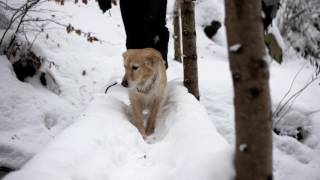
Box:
28, 29, 43, 49
273, 75, 320, 126
7, 0, 41, 49
0, 2, 26, 47
273, 62, 307, 118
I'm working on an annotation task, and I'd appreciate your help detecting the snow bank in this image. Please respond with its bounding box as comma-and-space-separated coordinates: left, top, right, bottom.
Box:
3, 82, 233, 180
274, 134, 320, 180
0, 56, 77, 168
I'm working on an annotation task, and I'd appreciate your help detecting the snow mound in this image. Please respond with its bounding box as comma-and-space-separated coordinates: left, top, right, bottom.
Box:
0, 56, 76, 168
3, 81, 233, 180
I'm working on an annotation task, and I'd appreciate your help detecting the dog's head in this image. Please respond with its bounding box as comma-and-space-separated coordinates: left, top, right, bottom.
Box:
121, 48, 163, 88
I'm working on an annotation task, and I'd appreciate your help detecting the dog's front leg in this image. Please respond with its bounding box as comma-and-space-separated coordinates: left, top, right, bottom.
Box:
146, 97, 161, 136
130, 95, 146, 138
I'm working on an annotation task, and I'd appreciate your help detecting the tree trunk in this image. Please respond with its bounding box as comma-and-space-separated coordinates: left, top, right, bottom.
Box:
173, 0, 182, 62
181, 0, 199, 100
225, 0, 273, 180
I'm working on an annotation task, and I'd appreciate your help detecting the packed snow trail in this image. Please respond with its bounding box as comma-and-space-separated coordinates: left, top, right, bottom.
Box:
3, 82, 234, 180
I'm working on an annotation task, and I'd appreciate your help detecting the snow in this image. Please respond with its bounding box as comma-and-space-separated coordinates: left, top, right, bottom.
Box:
239, 144, 247, 152
3, 82, 233, 180
1, 0, 320, 179
229, 44, 241, 52
0, 55, 77, 168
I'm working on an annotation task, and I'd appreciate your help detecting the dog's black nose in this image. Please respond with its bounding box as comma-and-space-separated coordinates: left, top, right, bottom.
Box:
121, 79, 128, 87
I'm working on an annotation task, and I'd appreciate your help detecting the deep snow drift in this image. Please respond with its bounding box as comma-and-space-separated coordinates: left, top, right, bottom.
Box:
3, 82, 233, 180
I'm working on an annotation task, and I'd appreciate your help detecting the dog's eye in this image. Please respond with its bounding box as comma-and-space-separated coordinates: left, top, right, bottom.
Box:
132, 64, 139, 70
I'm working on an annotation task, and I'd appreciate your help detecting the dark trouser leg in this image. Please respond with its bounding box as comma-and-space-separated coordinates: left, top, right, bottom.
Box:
120, 0, 145, 49
143, 0, 169, 68
120, 0, 169, 68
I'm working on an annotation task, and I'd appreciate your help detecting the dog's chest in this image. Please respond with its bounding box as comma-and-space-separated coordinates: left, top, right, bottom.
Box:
129, 86, 158, 110
138, 88, 158, 107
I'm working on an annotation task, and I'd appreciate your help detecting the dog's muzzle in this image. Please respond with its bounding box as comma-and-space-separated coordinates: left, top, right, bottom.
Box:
121, 79, 129, 88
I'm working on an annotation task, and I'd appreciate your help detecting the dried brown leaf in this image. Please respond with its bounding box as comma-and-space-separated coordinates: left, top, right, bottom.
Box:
66, 24, 74, 33
75, 29, 82, 35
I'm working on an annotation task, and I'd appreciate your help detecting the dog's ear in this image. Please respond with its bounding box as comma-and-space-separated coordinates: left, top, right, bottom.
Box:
144, 48, 163, 68
145, 53, 158, 69
145, 58, 155, 68
122, 50, 132, 66
122, 51, 129, 61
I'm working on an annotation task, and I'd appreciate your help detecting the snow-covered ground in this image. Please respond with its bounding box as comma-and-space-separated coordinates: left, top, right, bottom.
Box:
1, 0, 320, 179
3, 82, 233, 180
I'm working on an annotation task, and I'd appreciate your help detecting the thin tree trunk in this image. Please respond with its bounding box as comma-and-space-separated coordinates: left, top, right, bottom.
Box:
181, 0, 199, 100
173, 0, 182, 62
225, 0, 273, 180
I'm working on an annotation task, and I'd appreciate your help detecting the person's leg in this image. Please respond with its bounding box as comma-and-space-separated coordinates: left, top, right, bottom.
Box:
143, 0, 169, 68
120, 0, 145, 49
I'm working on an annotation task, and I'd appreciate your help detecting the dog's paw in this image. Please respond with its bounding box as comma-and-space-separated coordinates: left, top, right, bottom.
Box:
145, 136, 156, 144
138, 129, 147, 140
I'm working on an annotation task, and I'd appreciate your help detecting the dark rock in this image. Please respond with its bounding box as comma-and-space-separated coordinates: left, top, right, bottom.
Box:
0, 166, 14, 179
204, 20, 221, 39
12, 51, 42, 81
40, 72, 47, 86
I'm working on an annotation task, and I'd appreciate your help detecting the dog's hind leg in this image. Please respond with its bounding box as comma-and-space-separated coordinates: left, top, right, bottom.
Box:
146, 97, 161, 136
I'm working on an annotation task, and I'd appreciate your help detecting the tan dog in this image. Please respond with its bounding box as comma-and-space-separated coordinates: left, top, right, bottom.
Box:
121, 48, 167, 138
